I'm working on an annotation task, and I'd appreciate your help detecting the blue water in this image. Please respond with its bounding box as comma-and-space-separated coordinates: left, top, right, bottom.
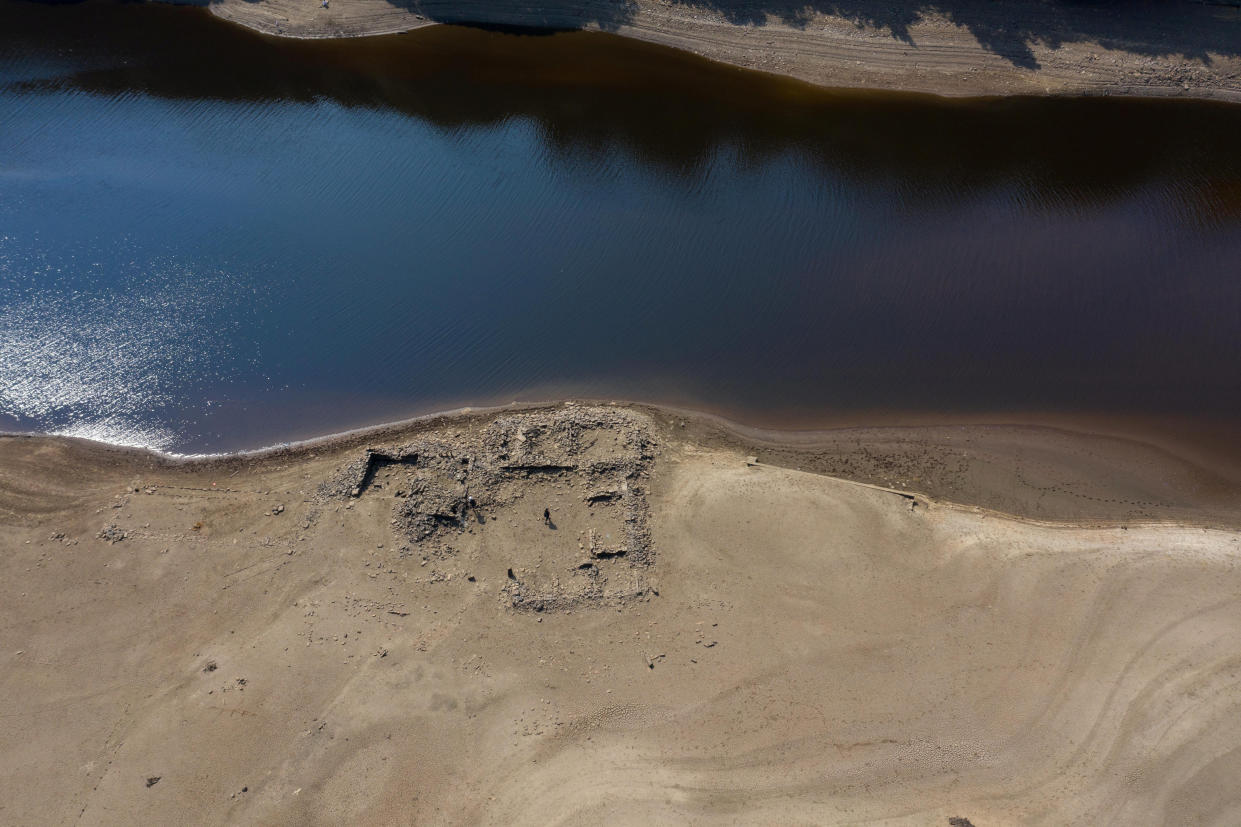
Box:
3, 1, 1241, 453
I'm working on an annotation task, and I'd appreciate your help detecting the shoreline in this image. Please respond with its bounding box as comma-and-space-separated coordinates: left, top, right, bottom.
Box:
7, 402, 1241, 822
195, 0, 1241, 103
10, 395, 1241, 468
9, 5, 1241, 818
7, 398, 1241, 529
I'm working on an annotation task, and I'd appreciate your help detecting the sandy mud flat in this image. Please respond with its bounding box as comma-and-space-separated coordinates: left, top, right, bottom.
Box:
3, 402, 1241, 824
197, 0, 1241, 101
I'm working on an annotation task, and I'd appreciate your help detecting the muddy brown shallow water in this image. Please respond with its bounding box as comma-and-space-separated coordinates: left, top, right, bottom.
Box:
3, 0, 1241, 453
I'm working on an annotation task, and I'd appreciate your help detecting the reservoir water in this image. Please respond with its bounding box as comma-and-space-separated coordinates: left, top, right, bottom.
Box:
3, 0, 1241, 453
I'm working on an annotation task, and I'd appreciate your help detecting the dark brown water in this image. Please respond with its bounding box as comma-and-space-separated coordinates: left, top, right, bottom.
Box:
2, 0, 1241, 452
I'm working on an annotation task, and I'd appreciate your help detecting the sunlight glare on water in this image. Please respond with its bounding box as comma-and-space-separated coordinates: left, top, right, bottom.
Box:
2, 0, 1241, 453
0, 241, 260, 450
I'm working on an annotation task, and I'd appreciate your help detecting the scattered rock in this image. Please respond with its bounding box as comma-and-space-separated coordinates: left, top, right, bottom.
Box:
97, 524, 127, 544
585, 487, 620, 503
145, 776, 160, 788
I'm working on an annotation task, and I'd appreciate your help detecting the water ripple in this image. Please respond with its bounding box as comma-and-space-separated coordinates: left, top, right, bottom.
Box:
0, 260, 257, 450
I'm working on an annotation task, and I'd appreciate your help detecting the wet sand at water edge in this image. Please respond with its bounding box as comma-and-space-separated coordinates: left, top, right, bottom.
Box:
4, 402, 1241, 824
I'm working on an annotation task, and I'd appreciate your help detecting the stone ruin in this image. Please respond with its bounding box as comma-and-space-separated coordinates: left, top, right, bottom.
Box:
319, 406, 658, 612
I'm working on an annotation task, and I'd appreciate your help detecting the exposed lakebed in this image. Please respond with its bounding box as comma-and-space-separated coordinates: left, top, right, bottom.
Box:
3, 0, 1241, 452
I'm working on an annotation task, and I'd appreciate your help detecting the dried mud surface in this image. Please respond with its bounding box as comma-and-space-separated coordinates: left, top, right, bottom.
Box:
3, 402, 1241, 824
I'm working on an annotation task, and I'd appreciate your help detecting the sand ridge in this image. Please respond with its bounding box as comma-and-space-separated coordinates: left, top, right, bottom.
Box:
3, 403, 1241, 823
